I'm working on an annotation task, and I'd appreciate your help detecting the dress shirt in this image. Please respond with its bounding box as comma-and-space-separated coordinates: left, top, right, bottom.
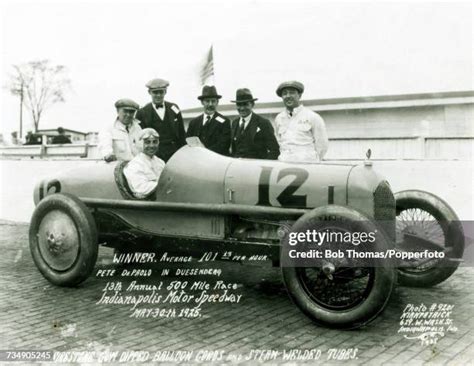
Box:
152, 103, 166, 120
239, 113, 252, 131
202, 113, 215, 126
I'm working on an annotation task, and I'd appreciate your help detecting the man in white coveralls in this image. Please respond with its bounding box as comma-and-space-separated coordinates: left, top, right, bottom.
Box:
124, 128, 166, 199
99, 98, 143, 162
274, 81, 329, 163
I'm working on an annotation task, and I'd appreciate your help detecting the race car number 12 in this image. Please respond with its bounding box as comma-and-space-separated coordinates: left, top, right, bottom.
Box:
257, 166, 308, 207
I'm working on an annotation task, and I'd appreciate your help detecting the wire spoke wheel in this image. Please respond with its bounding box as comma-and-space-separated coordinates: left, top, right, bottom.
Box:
281, 205, 396, 329
396, 208, 445, 272
395, 190, 464, 287
296, 267, 374, 310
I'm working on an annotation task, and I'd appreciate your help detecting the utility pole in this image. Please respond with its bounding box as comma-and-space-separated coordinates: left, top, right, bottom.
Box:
19, 81, 24, 138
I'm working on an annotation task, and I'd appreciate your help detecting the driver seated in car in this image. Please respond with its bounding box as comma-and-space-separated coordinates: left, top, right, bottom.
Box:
123, 128, 165, 199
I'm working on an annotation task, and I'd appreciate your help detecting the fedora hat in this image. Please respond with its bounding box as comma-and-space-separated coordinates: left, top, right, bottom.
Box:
197, 85, 222, 100
231, 88, 258, 103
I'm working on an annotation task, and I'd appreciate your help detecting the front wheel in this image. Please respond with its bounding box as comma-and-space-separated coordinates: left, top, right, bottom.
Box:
281, 205, 396, 329
29, 193, 98, 286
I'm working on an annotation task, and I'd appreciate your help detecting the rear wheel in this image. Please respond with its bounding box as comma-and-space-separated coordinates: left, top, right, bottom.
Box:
395, 190, 464, 287
281, 205, 396, 329
29, 193, 98, 286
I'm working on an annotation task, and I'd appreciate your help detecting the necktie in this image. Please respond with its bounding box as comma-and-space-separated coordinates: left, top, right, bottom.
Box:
289, 111, 293, 117
204, 115, 211, 126
237, 119, 246, 139
155, 104, 164, 109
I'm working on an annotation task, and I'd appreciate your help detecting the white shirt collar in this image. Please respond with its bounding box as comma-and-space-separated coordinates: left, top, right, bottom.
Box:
152, 102, 166, 118
115, 119, 133, 132
286, 104, 304, 117
140, 152, 153, 160
203, 113, 215, 124
241, 113, 252, 126
152, 102, 165, 110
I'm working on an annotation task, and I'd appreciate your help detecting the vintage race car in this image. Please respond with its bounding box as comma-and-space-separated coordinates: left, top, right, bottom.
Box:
29, 145, 465, 329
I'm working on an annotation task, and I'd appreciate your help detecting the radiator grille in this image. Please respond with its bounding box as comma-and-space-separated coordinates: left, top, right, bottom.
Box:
374, 181, 396, 242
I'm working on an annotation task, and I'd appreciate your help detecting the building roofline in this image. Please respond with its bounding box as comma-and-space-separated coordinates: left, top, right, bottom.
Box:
182, 90, 474, 118
37, 128, 87, 135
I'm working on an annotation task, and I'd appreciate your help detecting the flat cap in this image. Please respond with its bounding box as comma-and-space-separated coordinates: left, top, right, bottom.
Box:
139, 128, 160, 140
146, 78, 170, 90
114, 98, 139, 110
276, 81, 304, 97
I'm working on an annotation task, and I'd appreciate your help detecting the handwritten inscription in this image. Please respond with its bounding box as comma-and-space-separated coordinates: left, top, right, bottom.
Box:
398, 303, 458, 345
52, 348, 357, 363
96, 250, 246, 319
199, 251, 269, 262
110, 251, 269, 264
96, 279, 243, 316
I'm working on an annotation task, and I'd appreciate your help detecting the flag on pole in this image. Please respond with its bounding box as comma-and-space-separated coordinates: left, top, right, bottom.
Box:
199, 45, 215, 86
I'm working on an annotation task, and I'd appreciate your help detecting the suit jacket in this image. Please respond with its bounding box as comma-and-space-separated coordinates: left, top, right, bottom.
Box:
135, 101, 186, 162
186, 112, 231, 156
231, 113, 280, 159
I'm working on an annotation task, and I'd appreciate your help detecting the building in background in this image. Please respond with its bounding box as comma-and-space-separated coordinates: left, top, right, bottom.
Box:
1, 90, 472, 160
182, 90, 474, 160
37, 128, 87, 144
85, 131, 99, 143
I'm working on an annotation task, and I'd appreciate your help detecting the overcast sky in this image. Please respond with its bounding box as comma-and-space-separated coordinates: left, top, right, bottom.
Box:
0, 0, 472, 136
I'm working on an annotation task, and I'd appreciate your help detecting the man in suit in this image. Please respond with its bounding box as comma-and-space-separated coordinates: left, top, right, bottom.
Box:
186, 85, 231, 156
135, 78, 186, 162
230, 88, 280, 159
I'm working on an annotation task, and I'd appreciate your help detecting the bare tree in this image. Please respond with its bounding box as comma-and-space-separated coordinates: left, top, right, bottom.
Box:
8, 60, 71, 132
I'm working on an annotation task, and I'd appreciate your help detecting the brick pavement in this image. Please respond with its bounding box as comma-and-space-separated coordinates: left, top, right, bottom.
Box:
0, 221, 472, 365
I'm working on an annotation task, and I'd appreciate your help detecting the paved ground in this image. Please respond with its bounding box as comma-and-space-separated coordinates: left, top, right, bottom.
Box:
0, 221, 472, 365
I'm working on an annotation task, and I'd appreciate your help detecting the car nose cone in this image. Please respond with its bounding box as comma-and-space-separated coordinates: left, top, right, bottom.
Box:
38, 210, 80, 271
